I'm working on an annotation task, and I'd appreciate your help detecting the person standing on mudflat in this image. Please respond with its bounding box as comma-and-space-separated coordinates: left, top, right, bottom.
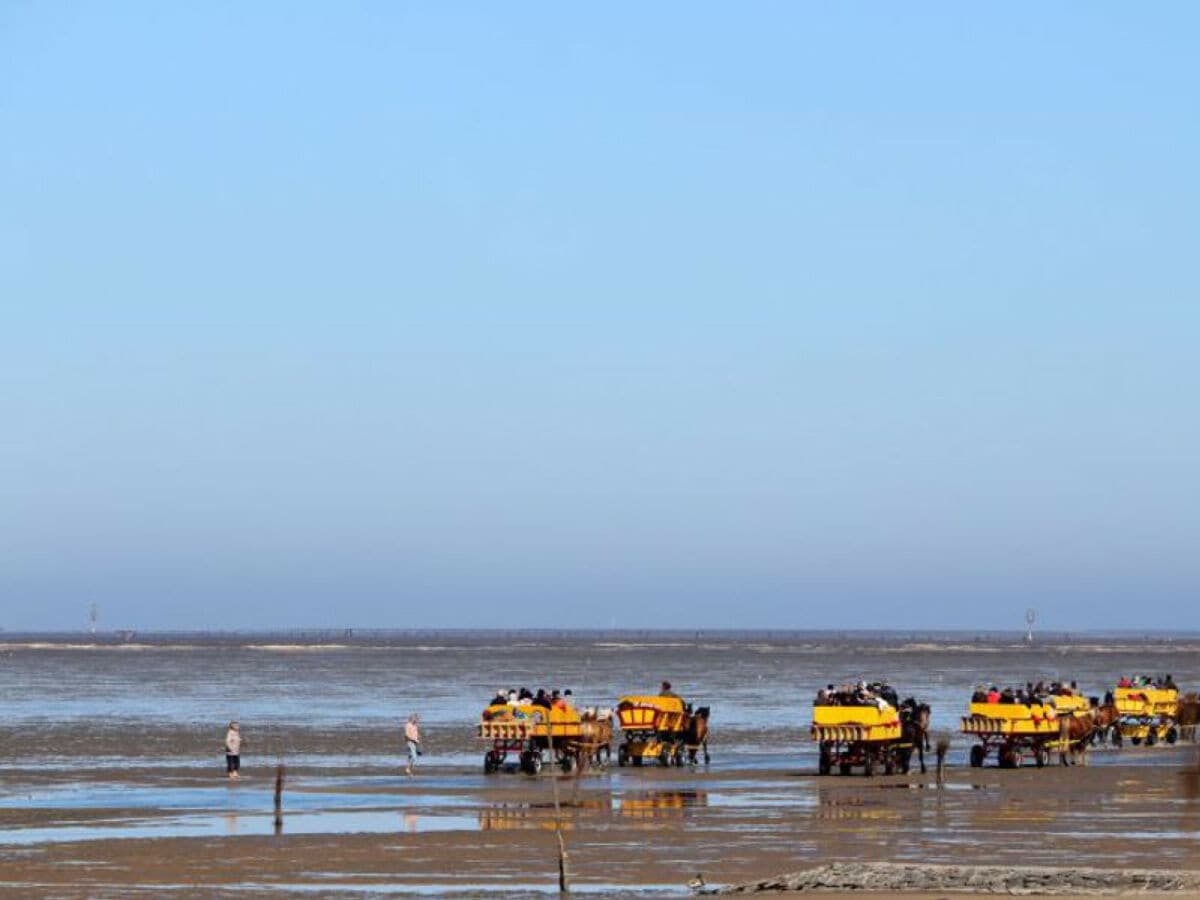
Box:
404, 713, 422, 776
223, 721, 242, 780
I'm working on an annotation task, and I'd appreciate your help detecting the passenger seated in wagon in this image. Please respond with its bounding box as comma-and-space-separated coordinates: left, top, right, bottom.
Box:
659, 681, 682, 701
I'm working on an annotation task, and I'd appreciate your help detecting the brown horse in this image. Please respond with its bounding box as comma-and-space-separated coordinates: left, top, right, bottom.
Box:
578, 712, 614, 768
1177, 693, 1200, 742
1059, 712, 1094, 766
1090, 702, 1120, 746
685, 706, 711, 764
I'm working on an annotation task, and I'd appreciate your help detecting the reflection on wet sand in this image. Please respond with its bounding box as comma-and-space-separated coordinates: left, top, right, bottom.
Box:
813, 788, 901, 822
617, 790, 708, 819
477, 801, 605, 832
477, 792, 714, 829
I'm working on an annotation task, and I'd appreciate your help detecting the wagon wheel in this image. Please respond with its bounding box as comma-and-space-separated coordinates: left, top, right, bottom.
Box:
883, 751, 895, 776
659, 747, 672, 767
484, 751, 501, 775
1166, 726, 1179, 745
1034, 744, 1048, 768
997, 745, 1017, 769
818, 745, 832, 776
864, 749, 875, 777
969, 744, 985, 768
560, 753, 575, 774
617, 745, 630, 767
521, 751, 543, 776
839, 762, 852, 776
672, 747, 685, 767
1146, 728, 1157, 747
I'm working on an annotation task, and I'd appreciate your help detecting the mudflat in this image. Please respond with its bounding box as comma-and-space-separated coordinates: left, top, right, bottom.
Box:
2, 753, 1200, 896
4, 634, 1200, 895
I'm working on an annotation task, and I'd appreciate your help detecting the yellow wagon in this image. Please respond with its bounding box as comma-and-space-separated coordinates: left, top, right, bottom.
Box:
1113, 687, 1178, 747
615, 695, 711, 767
479, 703, 592, 775
962, 700, 1066, 768
1048, 693, 1091, 716
812, 703, 911, 776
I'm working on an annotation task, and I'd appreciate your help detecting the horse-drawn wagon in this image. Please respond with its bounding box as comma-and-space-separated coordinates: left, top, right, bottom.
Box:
961, 691, 1088, 768
615, 695, 710, 767
1113, 685, 1178, 747
479, 702, 612, 774
812, 689, 929, 776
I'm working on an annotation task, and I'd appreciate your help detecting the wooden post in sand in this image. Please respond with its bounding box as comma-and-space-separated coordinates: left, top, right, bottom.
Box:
274, 764, 285, 833
546, 730, 570, 893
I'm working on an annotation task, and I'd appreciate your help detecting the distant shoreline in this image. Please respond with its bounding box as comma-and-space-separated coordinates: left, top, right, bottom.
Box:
2, 627, 1199, 649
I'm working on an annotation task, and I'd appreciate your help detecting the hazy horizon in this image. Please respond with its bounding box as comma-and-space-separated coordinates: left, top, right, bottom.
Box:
4, 626, 1198, 638
3, 4, 1197, 631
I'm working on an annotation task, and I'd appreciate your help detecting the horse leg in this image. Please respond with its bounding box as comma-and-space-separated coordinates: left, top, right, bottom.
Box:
918, 739, 926, 774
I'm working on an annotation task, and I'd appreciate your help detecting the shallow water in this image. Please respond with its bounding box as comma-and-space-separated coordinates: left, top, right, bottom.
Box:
3, 632, 1196, 768
0, 810, 485, 846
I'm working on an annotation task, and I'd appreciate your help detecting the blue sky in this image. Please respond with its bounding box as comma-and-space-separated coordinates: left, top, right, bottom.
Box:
1, 3, 1196, 630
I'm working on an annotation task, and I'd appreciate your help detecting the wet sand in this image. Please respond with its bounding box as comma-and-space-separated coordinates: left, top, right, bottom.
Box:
3, 753, 1200, 896
4, 635, 1200, 896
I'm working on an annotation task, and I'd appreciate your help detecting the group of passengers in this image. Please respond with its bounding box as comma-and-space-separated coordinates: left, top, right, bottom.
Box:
971, 680, 1080, 706
1117, 674, 1177, 690
814, 680, 899, 710
490, 686, 574, 711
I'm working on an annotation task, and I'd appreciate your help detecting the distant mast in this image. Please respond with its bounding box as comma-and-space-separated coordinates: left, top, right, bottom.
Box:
1024, 608, 1037, 644
89, 602, 99, 635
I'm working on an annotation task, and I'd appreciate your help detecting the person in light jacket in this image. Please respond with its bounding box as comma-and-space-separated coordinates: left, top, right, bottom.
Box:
224, 721, 242, 780
404, 714, 422, 776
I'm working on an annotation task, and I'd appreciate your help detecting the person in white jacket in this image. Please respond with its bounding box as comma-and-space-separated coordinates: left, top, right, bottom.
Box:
404, 714, 421, 776
224, 722, 242, 780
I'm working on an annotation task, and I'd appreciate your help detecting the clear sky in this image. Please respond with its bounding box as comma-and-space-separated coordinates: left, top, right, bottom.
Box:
2, 3, 1197, 631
